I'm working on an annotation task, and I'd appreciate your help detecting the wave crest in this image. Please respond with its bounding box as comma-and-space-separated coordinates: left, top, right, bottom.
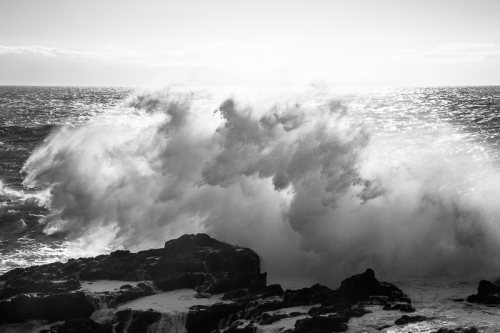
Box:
21, 88, 500, 285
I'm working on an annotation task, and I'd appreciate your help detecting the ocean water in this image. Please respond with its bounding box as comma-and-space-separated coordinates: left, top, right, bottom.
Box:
0, 86, 133, 271
3, 85, 500, 331
1, 85, 500, 285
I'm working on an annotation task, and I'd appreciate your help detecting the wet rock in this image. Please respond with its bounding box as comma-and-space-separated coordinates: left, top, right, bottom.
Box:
224, 323, 258, 333
377, 324, 392, 330
0, 233, 264, 297
336, 268, 406, 302
258, 312, 289, 325
112, 309, 162, 333
0, 292, 95, 323
107, 282, 155, 307
186, 302, 243, 333
0, 234, 412, 332
293, 315, 349, 332
432, 327, 478, 333
283, 284, 336, 306
0, 278, 81, 299
40, 319, 112, 333
467, 280, 500, 304
394, 314, 431, 325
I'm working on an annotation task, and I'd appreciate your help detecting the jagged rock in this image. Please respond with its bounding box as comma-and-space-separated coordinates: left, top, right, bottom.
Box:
377, 324, 392, 330
0, 233, 264, 298
107, 282, 155, 307
395, 314, 431, 325
258, 312, 289, 325
283, 284, 336, 306
0, 278, 81, 299
40, 319, 112, 333
0, 233, 412, 333
293, 315, 349, 333
336, 268, 405, 302
467, 279, 500, 304
224, 323, 258, 333
112, 309, 162, 333
186, 302, 243, 333
432, 327, 478, 333
0, 292, 95, 323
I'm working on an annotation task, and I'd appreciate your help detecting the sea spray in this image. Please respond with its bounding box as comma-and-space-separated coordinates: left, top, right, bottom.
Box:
20, 87, 500, 285
148, 312, 187, 333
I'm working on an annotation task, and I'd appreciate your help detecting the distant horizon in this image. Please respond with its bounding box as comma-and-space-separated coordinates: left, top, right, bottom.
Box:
1, 83, 500, 89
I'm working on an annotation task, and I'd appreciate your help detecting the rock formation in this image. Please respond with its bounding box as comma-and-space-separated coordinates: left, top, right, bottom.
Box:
0, 233, 414, 333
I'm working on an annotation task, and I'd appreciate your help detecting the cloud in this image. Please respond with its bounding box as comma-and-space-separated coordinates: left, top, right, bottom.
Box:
394, 42, 500, 63
0, 44, 283, 69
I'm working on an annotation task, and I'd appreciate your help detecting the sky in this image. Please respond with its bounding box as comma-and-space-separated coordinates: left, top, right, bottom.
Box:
0, 0, 499, 87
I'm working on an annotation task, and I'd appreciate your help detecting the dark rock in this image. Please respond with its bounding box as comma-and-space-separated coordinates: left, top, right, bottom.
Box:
377, 324, 392, 330
241, 297, 285, 319
293, 315, 349, 333
223, 288, 252, 300
40, 319, 112, 333
0, 234, 412, 333
336, 268, 405, 302
119, 284, 133, 289
108, 282, 155, 307
283, 284, 336, 306
395, 314, 431, 326
258, 312, 288, 325
467, 279, 500, 304
0, 278, 81, 299
0, 233, 264, 297
451, 298, 465, 302
112, 309, 162, 333
0, 292, 95, 323
432, 327, 478, 333
260, 284, 284, 298
340, 306, 371, 317
186, 302, 243, 333
224, 323, 258, 333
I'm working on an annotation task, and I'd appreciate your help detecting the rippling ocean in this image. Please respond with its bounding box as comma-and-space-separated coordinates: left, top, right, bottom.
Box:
1, 85, 500, 280
0, 86, 133, 271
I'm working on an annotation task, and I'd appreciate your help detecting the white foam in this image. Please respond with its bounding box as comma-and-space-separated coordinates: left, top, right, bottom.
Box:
79, 280, 144, 293
118, 289, 228, 313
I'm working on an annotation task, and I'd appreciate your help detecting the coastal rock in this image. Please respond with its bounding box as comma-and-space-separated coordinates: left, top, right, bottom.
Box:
0, 234, 412, 332
292, 315, 349, 333
283, 284, 337, 306
0, 292, 95, 323
336, 268, 405, 302
0, 233, 264, 300
467, 279, 500, 304
40, 319, 112, 333
432, 327, 478, 333
186, 303, 243, 333
395, 314, 431, 325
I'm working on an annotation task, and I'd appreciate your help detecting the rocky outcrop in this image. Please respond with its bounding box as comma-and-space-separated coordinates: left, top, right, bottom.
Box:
394, 314, 432, 325
0, 233, 264, 298
0, 234, 414, 332
0, 291, 95, 322
432, 328, 478, 333
467, 279, 500, 304
292, 315, 349, 333
40, 319, 112, 333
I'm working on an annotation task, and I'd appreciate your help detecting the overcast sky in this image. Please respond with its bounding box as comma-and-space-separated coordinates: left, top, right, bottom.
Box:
1, 0, 499, 87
